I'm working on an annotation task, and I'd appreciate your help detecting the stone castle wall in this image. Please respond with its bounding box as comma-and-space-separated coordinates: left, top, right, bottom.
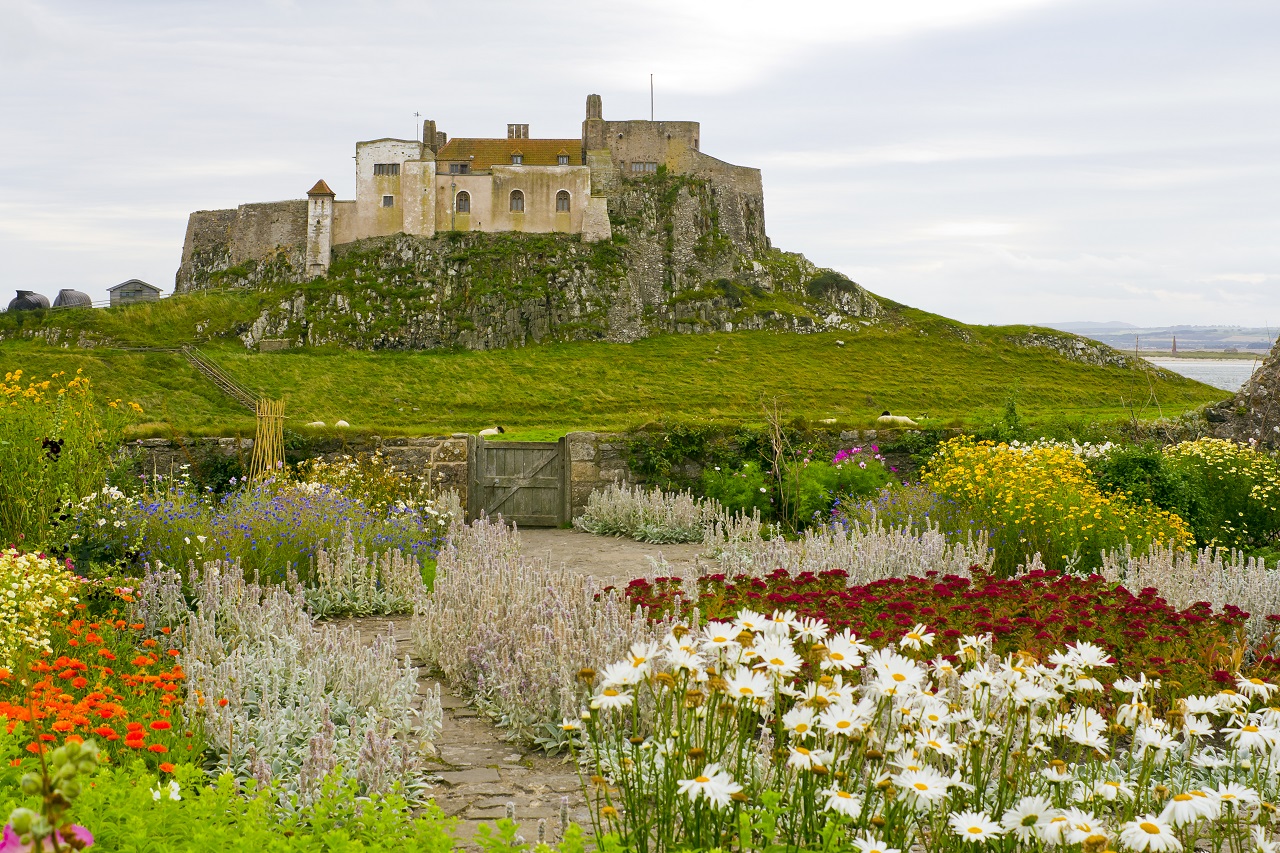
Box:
176, 200, 307, 291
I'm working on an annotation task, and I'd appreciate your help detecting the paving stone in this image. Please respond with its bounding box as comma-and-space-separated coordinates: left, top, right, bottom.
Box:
438, 768, 502, 785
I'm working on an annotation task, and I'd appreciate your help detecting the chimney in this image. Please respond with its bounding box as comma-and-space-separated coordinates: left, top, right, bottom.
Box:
421, 119, 438, 153
507, 123, 529, 139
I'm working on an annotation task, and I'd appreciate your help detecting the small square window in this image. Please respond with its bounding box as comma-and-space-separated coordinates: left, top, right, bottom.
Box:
511, 154, 523, 165
382, 195, 395, 208
558, 154, 569, 166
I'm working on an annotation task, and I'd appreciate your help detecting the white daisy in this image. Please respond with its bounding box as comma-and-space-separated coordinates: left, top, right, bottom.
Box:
1119, 815, 1181, 852
1238, 675, 1279, 701
1061, 807, 1108, 845
783, 706, 818, 740
850, 834, 898, 853
1223, 720, 1280, 753
821, 786, 862, 818
676, 763, 742, 808
600, 660, 644, 688
725, 668, 772, 703
701, 621, 740, 650
893, 766, 951, 807
949, 810, 1003, 843
752, 637, 804, 678
794, 617, 829, 643
732, 608, 767, 635
824, 634, 865, 671
899, 623, 935, 651
592, 687, 633, 710
1001, 795, 1058, 842
787, 745, 833, 771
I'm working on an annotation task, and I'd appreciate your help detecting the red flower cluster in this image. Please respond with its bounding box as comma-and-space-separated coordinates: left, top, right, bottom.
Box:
622, 567, 1271, 697
0, 615, 192, 762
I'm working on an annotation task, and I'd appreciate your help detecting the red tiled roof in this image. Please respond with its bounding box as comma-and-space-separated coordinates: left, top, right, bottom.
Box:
307, 179, 335, 196
435, 138, 581, 169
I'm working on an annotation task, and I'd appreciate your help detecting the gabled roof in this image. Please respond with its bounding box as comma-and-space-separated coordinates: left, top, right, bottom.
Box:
435, 138, 581, 169
307, 179, 335, 196
108, 279, 161, 293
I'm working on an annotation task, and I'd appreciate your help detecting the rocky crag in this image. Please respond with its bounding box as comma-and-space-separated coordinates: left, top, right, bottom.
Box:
185, 172, 883, 351
1208, 337, 1280, 447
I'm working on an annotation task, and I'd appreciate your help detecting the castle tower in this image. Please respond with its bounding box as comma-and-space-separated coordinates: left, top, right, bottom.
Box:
582, 93, 605, 151
305, 179, 335, 278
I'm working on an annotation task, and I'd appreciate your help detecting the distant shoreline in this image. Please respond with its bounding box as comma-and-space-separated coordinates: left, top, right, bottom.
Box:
1140, 351, 1264, 360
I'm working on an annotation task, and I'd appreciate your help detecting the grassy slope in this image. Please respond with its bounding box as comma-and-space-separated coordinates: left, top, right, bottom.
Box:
0, 306, 1226, 437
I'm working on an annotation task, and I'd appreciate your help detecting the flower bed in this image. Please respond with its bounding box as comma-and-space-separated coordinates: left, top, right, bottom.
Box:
0, 550, 81, 666
579, 613, 1280, 853
621, 568, 1270, 698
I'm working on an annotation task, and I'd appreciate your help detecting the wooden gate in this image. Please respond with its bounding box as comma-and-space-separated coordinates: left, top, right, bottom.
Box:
468, 437, 568, 527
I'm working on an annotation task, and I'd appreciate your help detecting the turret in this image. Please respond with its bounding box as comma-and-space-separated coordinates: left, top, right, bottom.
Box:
305, 179, 335, 278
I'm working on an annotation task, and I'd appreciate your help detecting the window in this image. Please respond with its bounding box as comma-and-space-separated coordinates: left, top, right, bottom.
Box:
558, 154, 570, 166
511, 154, 523, 165
556, 190, 571, 213
373, 163, 400, 176
455, 191, 470, 214
509, 190, 524, 213
630, 161, 658, 173
382, 195, 394, 208
448, 163, 471, 175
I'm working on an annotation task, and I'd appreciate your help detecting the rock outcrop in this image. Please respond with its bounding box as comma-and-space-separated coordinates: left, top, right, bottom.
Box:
233, 173, 883, 351
1208, 341, 1280, 447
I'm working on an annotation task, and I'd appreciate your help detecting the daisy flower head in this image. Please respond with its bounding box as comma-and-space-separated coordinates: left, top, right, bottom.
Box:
1223, 720, 1280, 753
1094, 780, 1134, 802
753, 636, 804, 678
1215, 782, 1259, 809
1061, 807, 1108, 845
1254, 826, 1279, 853
1238, 675, 1279, 701
894, 766, 951, 808
783, 706, 818, 740
821, 785, 862, 817
732, 608, 767, 636
1119, 815, 1181, 853
899, 623, 935, 652
1001, 795, 1058, 842
591, 687, 634, 711
701, 621, 740, 651
787, 744, 834, 772
725, 668, 772, 705
1161, 791, 1219, 827
850, 834, 899, 853
866, 648, 926, 695
823, 633, 866, 671
676, 763, 742, 808
627, 640, 661, 673
762, 609, 797, 637
949, 810, 1003, 843
819, 703, 868, 737
794, 616, 829, 643
665, 647, 705, 676
600, 660, 644, 689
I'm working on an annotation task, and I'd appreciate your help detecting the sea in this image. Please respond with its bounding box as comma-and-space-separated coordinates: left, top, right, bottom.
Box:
1144, 357, 1262, 392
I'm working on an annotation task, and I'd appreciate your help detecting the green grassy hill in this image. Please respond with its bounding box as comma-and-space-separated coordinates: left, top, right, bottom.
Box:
0, 301, 1226, 437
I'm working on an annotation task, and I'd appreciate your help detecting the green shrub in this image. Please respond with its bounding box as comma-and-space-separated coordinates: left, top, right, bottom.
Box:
1087, 442, 1196, 521
700, 461, 774, 520
1163, 437, 1280, 550
780, 450, 891, 526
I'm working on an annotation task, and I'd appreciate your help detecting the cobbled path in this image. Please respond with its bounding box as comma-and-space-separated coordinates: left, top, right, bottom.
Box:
340, 528, 707, 845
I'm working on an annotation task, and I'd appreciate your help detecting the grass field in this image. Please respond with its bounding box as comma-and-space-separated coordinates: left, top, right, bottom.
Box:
0, 309, 1227, 438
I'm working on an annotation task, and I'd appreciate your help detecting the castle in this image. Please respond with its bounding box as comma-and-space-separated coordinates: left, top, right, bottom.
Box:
177, 94, 766, 289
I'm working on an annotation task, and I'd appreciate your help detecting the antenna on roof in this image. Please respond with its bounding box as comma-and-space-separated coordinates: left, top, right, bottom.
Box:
650, 74, 654, 121
413, 111, 422, 141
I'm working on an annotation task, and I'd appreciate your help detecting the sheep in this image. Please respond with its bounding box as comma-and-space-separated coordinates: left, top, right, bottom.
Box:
478, 426, 506, 437
875, 411, 919, 428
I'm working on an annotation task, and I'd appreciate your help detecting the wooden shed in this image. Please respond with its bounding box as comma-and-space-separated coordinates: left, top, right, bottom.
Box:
108, 279, 162, 307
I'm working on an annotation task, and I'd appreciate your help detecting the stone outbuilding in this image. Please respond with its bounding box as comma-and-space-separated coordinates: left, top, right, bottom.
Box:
108, 279, 161, 307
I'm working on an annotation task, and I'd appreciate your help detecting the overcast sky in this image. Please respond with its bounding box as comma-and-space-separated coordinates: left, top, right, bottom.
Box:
2, 0, 1277, 327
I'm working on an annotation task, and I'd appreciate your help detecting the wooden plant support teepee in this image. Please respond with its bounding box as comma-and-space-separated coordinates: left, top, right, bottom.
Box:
248, 398, 286, 481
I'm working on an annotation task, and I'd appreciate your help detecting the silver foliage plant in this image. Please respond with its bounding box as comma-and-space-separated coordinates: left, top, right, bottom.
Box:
304, 526, 430, 618
573, 482, 724, 544
1103, 542, 1280, 648
702, 508, 992, 584
137, 560, 442, 804
412, 517, 681, 743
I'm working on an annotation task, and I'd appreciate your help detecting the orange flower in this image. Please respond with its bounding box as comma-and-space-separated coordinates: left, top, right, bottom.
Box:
217, 698, 228, 707
167, 650, 181, 658
71, 677, 88, 689
160, 627, 172, 635
51, 720, 74, 733
149, 720, 171, 731
159, 762, 175, 773
147, 744, 168, 754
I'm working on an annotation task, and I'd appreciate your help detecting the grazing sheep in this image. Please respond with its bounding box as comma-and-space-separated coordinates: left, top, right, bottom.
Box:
305, 421, 326, 428
335, 420, 350, 428
479, 426, 506, 437
875, 411, 919, 428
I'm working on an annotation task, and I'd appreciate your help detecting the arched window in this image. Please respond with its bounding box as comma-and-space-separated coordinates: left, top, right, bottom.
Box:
510, 190, 525, 213
556, 190, 571, 213
455, 191, 470, 214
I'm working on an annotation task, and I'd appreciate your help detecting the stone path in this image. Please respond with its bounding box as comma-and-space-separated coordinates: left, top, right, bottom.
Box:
342, 528, 706, 845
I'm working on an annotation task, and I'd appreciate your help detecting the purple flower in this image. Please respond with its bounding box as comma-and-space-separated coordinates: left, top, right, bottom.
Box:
0, 824, 94, 851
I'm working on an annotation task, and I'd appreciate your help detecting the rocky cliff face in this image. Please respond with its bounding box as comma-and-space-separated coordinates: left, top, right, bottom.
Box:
1208, 340, 1280, 447
235, 172, 884, 351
